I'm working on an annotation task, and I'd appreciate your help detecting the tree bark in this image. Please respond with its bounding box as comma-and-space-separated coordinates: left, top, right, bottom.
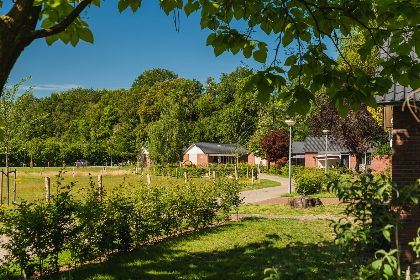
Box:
0, 2, 40, 90
0, 0, 92, 91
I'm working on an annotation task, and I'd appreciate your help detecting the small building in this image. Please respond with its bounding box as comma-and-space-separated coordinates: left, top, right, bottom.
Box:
183, 142, 248, 166
292, 136, 390, 172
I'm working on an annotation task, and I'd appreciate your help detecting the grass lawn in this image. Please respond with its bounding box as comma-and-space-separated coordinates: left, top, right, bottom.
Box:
236, 204, 346, 217
281, 191, 338, 198
239, 179, 279, 191
56, 219, 357, 280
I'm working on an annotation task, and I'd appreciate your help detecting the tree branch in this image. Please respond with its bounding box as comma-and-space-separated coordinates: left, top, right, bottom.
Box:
31, 0, 92, 40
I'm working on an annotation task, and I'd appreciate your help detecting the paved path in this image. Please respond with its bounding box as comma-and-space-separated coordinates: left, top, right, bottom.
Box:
240, 173, 294, 204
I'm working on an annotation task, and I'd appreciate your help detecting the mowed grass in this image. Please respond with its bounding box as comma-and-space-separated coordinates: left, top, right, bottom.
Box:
236, 204, 347, 217
281, 191, 338, 198
57, 219, 356, 280
0, 168, 279, 203
238, 179, 279, 191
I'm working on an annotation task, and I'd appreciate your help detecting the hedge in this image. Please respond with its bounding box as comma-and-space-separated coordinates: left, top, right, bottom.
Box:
0, 179, 241, 278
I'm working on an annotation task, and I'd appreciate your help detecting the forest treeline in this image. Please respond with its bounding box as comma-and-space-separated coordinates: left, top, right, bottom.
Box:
2, 67, 310, 167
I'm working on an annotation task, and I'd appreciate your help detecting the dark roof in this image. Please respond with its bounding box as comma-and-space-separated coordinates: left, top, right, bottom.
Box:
302, 136, 349, 153
375, 43, 419, 105
189, 142, 248, 155
375, 85, 419, 105
292, 141, 305, 154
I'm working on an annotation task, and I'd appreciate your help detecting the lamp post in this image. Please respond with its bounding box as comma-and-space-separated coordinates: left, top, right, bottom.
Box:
285, 119, 296, 193
322, 129, 330, 174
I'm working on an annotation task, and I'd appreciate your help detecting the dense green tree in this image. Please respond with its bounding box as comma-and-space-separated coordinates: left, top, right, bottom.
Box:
131, 68, 178, 89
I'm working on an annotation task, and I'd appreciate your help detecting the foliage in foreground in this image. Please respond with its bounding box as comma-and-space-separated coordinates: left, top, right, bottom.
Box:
0, 178, 241, 278
329, 174, 420, 279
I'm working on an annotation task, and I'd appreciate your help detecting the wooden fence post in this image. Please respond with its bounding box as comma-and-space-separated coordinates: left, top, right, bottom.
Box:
176, 168, 178, 178
98, 175, 103, 199
234, 165, 238, 180
45, 177, 51, 203
184, 171, 188, 183
135, 166, 138, 175
7, 170, 9, 205
0, 169, 3, 205
213, 171, 216, 179
246, 167, 249, 179
72, 167, 75, 177
251, 169, 254, 185
147, 173, 151, 186
13, 169, 16, 203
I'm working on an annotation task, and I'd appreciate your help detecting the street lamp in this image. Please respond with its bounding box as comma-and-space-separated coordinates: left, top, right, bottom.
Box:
322, 129, 330, 174
285, 119, 296, 194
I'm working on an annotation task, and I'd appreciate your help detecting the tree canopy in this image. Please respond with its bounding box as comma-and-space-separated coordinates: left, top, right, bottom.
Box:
1, 1, 418, 113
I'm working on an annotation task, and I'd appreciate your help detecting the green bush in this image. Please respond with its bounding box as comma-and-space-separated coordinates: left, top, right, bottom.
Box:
294, 168, 325, 195
0, 178, 241, 278
329, 174, 420, 279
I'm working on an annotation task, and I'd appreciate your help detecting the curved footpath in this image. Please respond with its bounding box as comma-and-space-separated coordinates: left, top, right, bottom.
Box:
240, 173, 294, 204
240, 173, 340, 204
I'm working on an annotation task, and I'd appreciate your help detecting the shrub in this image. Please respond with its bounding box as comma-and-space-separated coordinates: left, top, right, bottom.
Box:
0, 191, 76, 276
0, 178, 242, 277
329, 174, 420, 278
294, 168, 325, 195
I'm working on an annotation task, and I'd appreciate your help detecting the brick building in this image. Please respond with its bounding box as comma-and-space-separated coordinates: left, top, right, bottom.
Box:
376, 85, 420, 263
183, 142, 248, 166
291, 136, 390, 172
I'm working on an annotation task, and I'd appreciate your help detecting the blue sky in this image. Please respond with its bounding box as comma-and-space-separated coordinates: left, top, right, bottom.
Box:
6, 2, 336, 97
7, 2, 260, 97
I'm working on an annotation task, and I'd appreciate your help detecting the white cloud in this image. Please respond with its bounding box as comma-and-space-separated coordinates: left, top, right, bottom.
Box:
20, 84, 83, 91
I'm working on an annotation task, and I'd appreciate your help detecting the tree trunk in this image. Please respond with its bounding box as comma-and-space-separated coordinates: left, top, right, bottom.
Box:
0, 30, 28, 91
0, 3, 41, 91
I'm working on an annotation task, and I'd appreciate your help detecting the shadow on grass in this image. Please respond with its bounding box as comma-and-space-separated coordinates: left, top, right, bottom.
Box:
57, 221, 358, 280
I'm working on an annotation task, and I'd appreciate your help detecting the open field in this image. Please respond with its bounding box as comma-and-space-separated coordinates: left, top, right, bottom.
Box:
54, 218, 357, 280
0, 168, 278, 203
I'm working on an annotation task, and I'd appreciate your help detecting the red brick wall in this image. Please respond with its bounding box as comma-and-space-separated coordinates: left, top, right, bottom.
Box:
392, 106, 420, 263
350, 154, 357, 170
248, 153, 255, 165
183, 154, 189, 162
304, 153, 318, 168
196, 154, 208, 166
370, 155, 392, 173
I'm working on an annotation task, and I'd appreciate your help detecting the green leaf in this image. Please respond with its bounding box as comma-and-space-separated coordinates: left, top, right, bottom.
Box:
79, 28, 94, 44
45, 35, 59, 46
118, 0, 130, 12
383, 264, 394, 277
382, 229, 391, 242
371, 259, 382, 270
284, 55, 297, 66
253, 49, 267, 63
184, 0, 199, 16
